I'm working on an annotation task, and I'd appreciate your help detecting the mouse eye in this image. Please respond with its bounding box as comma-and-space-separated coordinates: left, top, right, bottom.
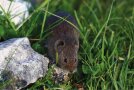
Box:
75, 58, 77, 62
64, 58, 67, 63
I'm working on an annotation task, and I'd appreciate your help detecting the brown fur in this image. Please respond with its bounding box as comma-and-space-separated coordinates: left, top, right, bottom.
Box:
46, 14, 79, 72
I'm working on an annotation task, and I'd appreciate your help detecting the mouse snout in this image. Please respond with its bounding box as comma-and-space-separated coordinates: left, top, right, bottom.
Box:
64, 58, 77, 64
60, 57, 78, 72
64, 58, 78, 72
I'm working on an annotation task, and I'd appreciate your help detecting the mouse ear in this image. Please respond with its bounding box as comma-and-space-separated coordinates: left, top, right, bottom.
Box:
54, 39, 65, 50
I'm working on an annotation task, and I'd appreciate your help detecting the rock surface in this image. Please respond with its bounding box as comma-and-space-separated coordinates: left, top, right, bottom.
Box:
0, 0, 30, 25
52, 66, 70, 83
0, 37, 49, 90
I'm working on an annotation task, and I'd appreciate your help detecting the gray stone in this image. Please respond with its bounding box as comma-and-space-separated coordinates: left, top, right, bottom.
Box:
52, 66, 70, 84
0, 37, 49, 90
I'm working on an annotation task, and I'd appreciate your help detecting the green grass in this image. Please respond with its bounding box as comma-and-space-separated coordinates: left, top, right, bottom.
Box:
0, 0, 134, 89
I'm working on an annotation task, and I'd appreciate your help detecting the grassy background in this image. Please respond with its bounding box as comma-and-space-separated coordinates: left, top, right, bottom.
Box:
0, 0, 134, 89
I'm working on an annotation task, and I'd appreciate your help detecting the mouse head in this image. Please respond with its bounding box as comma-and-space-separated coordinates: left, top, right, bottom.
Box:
54, 38, 79, 72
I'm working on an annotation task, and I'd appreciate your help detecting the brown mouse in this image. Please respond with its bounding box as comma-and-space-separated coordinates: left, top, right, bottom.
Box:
45, 11, 79, 72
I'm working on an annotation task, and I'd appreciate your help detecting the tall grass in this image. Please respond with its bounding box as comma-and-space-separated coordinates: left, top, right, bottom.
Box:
0, 0, 134, 89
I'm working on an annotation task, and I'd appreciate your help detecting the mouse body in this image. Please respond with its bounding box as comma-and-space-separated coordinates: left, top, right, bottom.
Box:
45, 11, 79, 72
